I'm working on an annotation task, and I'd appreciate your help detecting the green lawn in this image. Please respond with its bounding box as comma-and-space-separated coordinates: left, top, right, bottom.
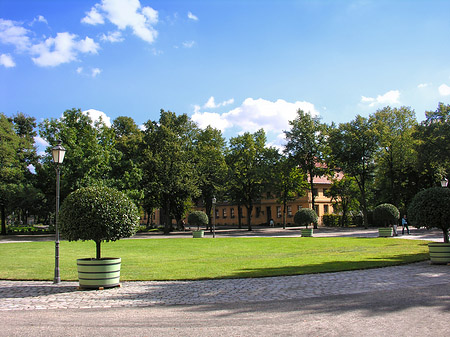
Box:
0, 237, 430, 281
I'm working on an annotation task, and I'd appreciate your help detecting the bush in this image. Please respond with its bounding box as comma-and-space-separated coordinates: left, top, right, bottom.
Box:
373, 203, 400, 227
187, 211, 209, 230
322, 214, 342, 227
408, 187, 450, 243
294, 209, 318, 228
59, 186, 140, 259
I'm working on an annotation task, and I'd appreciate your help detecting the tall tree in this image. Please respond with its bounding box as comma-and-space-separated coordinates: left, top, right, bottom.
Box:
110, 116, 143, 205
414, 102, 450, 187
194, 126, 227, 229
141, 110, 200, 234
39, 108, 115, 201
226, 129, 275, 231
328, 115, 378, 227
371, 106, 418, 210
271, 155, 307, 229
284, 109, 328, 228
0, 114, 22, 234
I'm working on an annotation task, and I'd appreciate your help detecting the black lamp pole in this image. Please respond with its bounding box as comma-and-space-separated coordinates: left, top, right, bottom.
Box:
52, 140, 66, 284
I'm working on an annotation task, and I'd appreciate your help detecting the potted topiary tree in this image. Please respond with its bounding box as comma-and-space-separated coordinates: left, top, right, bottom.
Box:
294, 208, 318, 237
408, 187, 450, 264
188, 211, 209, 238
58, 186, 139, 289
373, 203, 400, 237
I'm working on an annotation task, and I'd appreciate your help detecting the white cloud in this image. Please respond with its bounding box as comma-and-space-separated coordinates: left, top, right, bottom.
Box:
203, 96, 234, 109
83, 109, 111, 127
0, 19, 31, 51
0, 53, 15, 68
192, 97, 319, 135
418, 83, 431, 88
30, 32, 100, 67
83, 0, 159, 44
92, 68, 102, 77
182, 40, 195, 48
187, 12, 198, 21
360, 90, 400, 107
30, 15, 48, 26
438, 84, 450, 96
76, 66, 83, 74
100, 31, 124, 43
82, 5, 105, 25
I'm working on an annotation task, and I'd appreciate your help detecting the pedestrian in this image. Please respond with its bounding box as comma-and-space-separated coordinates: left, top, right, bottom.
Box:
392, 221, 398, 236
402, 214, 410, 235
269, 219, 274, 227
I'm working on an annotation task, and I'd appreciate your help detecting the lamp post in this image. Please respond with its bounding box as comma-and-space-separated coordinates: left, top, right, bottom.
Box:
441, 177, 448, 188
52, 140, 66, 284
212, 196, 217, 238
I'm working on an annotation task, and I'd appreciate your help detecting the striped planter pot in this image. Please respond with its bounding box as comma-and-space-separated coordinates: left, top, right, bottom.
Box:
77, 258, 121, 289
428, 243, 450, 264
301, 228, 314, 237
378, 228, 393, 237
192, 230, 204, 238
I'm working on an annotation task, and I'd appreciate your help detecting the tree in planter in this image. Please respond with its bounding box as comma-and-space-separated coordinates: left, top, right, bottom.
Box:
58, 186, 140, 259
407, 187, 450, 243
188, 211, 209, 231
294, 208, 318, 229
373, 203, 400, 228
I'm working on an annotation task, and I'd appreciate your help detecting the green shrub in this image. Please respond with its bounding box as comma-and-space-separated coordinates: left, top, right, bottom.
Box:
373, 203, 400, 227
294, 208, 318, 228
187, 211, 209, 230
58, 186, 140, 259
408, 187, 450, 243
322, 214, 341, 227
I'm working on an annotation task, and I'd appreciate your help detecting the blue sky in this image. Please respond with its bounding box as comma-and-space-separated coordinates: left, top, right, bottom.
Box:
1, 0, 450, 149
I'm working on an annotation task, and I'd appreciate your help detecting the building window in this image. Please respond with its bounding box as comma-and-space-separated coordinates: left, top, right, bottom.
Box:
314, 205, 320, 216
256, 207, 261, 218
215, 208, 219, 219
277, 206, 282, 218
324, 205, 329, 214
222, 208, 227, 218
312, 188, 318, 197
230, 208, 235, 218
287, 206, 292, 217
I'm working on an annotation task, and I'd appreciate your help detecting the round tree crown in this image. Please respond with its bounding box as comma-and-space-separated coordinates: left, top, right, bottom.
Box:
59, 186, 139, 243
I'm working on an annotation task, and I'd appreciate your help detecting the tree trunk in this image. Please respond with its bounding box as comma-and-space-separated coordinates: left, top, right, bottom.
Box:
309, 172, 317, 229
246, 205, 253, 231
238, 205, 242, 229
96, 241, 101, 259
443, 228, 449, 243
1, 204, 6, 235
282, 201, 287, 229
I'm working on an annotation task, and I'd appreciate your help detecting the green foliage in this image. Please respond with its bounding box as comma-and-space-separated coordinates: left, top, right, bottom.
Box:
188, 211, 209, 230
141, 110, 200, 234
58, 186, 140, 258
373, 203, 400, 227
284, 109, 328, 227
322, 214, 342, 227
408, 187, 450, 243
328, 115, 378, 227
325, 176, 359, 227
294, 208, 318, 228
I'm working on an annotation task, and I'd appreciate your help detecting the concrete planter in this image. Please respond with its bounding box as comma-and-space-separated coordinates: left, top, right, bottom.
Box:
301, 228, 314, 237
192, 230, 204, 238
77, 258, 121, 289
378, 228, 393, 237
428, 242, 450, 264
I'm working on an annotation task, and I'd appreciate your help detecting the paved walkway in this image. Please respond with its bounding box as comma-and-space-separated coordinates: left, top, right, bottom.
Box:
0, 227, 448, 312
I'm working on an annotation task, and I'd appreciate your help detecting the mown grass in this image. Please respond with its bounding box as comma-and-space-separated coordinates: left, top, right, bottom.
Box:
0, 237, 430, 281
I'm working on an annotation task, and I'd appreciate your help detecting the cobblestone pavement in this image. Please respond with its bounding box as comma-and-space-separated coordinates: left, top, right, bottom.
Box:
1, 261, 449, 311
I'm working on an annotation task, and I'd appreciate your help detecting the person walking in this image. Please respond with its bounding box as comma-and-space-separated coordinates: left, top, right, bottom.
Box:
402, 214, 410, 235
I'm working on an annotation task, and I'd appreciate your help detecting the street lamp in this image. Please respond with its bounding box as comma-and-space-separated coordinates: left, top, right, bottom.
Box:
441, 177, 448, 188
52, 140, 66, 284
212, 196, 217, 238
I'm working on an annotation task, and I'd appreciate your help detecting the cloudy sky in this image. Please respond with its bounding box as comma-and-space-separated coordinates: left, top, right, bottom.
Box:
1, 0, 450, 148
